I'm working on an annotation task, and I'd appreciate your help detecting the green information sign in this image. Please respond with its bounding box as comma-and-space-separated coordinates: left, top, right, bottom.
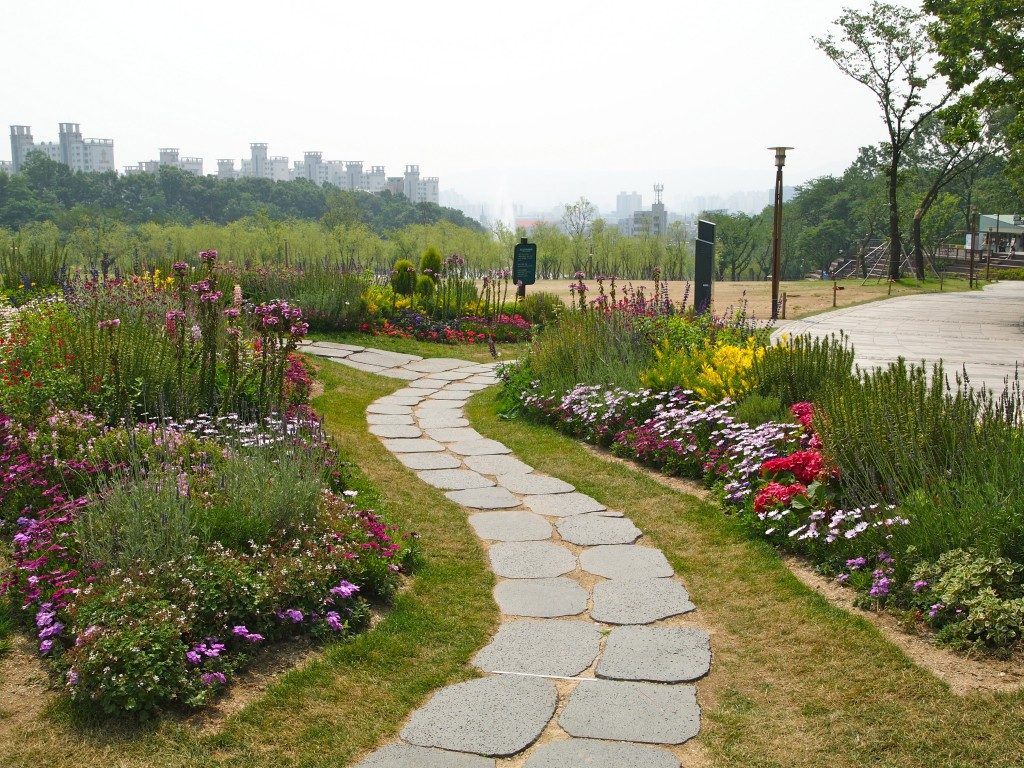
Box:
513, 238, 537, 285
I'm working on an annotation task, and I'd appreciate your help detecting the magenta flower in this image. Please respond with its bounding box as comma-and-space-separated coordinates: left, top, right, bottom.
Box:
325, 612, 343, 631
201, 671, 227, 686
330, 580, 360, 599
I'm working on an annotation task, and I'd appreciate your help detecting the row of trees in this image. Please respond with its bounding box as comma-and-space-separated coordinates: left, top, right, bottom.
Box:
0, 154, 482, 234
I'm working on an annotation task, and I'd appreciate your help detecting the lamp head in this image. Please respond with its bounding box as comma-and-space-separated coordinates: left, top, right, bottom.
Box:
769, 146, 794, 168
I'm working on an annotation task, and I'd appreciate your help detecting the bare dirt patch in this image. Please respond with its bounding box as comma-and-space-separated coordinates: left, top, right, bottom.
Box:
0, 632, 53, 742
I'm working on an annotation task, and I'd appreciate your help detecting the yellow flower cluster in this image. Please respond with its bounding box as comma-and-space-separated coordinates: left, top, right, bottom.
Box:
642, 338, 763, 403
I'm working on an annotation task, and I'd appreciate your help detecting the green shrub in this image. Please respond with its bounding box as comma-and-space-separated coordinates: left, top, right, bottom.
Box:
752, 332, 855, 406
732, 393, 789, 426
419, 246, 443, 283
994, 267, 1024, 280
415, 274, 436, 304
910, 549, 1024, 650
527, 310, 653, 392
391, 259, 416, 296
518, 291, 563, 326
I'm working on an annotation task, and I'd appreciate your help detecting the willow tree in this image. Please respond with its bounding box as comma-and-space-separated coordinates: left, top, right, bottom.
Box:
815, 3, 952, 279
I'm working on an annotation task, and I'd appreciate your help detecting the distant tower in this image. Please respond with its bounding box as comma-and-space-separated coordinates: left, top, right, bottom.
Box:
651, 184, 667, 238
250, 143, 268, 178
10, 125, 34, 172
159, 148, 180, 166
58, 122, 83, 168
217, 159, 236, 179
404, 164, 420, 201
654, 183, 664, 205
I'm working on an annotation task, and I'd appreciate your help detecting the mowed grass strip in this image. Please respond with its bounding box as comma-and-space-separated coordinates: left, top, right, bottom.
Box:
468, 389, 1024, 768
0, 361, 496, 768
308, 330, 529, 364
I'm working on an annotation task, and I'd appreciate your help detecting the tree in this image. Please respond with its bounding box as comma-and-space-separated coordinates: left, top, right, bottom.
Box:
816, 2, 953, 279
925, 0, 1024, 193
708, 211, 769, 280
906, 115, 994, 277
561, 197, 597, 272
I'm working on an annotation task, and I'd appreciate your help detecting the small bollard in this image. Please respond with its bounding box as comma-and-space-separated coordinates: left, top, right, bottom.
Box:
781, 291, 787, 319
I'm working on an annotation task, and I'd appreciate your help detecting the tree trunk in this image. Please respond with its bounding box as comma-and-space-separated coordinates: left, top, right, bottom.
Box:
887, 160, 902, 280
912, 206, 926, 279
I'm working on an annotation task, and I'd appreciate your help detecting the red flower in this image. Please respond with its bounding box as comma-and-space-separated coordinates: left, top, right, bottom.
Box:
754, 481, 807, 513
790, 402, 814, 430
760, 450, 823, 484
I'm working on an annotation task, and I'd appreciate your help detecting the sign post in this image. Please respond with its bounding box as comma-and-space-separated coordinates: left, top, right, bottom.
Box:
694, 220, 715, 314
513, 237, 537, 297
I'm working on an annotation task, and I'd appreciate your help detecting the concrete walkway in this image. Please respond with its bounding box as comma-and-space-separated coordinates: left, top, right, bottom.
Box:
299, 340, 710, 768
775, 281, 1024, 392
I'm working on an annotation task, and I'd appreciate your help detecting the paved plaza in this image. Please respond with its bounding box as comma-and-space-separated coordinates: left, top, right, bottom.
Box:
775, 281, 1024, 392
299, 340, 708, 767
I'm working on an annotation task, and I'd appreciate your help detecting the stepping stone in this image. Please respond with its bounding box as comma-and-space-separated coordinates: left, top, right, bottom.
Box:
383, 438, 445, 453
308, 341, 364, 353
417, 469, 494, 490
397, 452, 462, 470
523, 739, 680, 768
378, 368, 423, 381
411, 378, 450, 389
406, 358, 473, 373
430, 390, 472, 401
559, 680, 700, 745
310, 351, 354, 361
597, 626, 712, 683
391, 387, 436, 398
367, 404, 413, 415
349, 350, 421, 367
369, 424, 422, 438
463, 454, 534, 476
467, 375, 500, 385
494, 577, 588, 617
591, 578, 695, 624
346, 361, 386, 373
400, 676, 557, 757
523, 493, 605, 517
579, 545, 674, 580
417, 400, 465, 412
496, 473, 574, 495
446, 487, 520, 509
449, 439, 512, 456
366, 413, 415, 425
446, 382, 489, 392
473, 620, 601, 676
355, 744, 494, 768
424, 427, 483, 443
489, 541, 576, 578
418, 415, 470, 429
375, 395, 423, 407
557, 514, 642, 546
431, 370, 475, 381
469, 511, 553, 541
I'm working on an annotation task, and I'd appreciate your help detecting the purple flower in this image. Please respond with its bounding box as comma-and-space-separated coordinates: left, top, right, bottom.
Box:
201, 671, 227, 686
66, 670, 79, 686
928, 602, 944, 618
232, 625, 250, 637
186, 650, 203, 665
244, 633, 264, 643
836, 573, 850, 585
38, 622, 64, 640
912, 580, 928, 592
285, 609, 303, 623
330, 580, 360, 599
845, 557, 867, 570
325, 611, 343, 631
39, 639, 53, 654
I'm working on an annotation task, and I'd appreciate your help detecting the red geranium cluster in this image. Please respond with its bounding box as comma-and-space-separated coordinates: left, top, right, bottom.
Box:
790, 401, 814, 430
760, 449, 823, 484
753, 481, 807, 513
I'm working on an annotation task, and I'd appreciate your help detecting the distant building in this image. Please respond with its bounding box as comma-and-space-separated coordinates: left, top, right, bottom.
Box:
217, 159, 237, 180
124, 147, 203, 176
626, 184, 668, 238
0, 159, 12, 175
385, 176, 405, 196
9, 123, 115, 174
403, 165, 439, 205
616, 191, 643, 224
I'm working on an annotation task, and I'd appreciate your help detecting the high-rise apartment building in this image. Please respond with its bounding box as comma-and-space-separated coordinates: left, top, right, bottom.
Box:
9, 123, 115, 173
125, 147, 203, 176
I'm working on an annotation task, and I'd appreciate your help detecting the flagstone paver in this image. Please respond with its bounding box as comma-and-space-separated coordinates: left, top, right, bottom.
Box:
468, 511, 553, 541
597, 626, 712, 682
488, 541, 576, 578
495, 473, 575, 495
494, 577, 589, 617
579, 545, 675, 580
559, 680, 701, 744
523, 492, 606, 517
400, 676, 557, 756
301, 345, 710, 765
473, 620, 602, 676
523, 739, 681, 768
556, 514, 642, 546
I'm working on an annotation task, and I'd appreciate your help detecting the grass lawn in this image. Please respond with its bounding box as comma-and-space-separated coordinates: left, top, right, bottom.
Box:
0, 599, 12, 658
0, 361, 496, 768
308, 330, 529, 364
467, 389, 1024, 768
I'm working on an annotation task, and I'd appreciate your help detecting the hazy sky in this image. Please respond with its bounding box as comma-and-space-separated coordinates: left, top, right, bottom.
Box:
2, 0, 918, 213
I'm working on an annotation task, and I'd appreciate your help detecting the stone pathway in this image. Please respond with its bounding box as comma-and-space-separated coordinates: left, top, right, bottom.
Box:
774, 280, 1024, 393
300, 340, 711, 767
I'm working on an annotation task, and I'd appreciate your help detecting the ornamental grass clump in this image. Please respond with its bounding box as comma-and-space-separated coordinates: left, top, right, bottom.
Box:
751, 331, 855, 406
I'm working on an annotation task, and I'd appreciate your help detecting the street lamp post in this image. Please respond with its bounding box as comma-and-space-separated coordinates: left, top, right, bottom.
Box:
769, 146, 793, 321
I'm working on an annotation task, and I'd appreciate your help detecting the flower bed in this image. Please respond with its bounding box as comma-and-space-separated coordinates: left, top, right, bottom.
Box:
0, 251, 416, 717
360, 310, 532, 345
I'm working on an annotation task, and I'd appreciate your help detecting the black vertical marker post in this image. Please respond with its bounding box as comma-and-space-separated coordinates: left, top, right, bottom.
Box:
695, 220, 715, 314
